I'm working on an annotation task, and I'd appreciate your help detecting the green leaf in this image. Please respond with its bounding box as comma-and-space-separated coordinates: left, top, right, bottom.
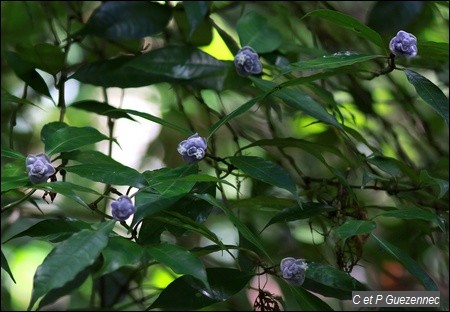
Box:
71, 46, 231, 91
302, 262, 368, 300
69, 100, 136, 120
240, 138, 350, 168
1, 88, 39, 108
75, 1, 172, 39
228, 156, 298, 199
367, 154, 403, 176
184, 1, 209, 37
404, 69, 449, 125
150, 268, 252, 310
194, 193, 272, 261
281, 282, 334, 311
64, 163, 146, 188
371, 234, 439, 291
251, 77, 342, 129
419, 170, 449, 198
133, 193, 183, 225
126, 46, 229, 90
236, 11, 282, 53
37, 265, 92, 310
377, 207, 442, 226
285, 53, 384, 74
147, 243, 209, 289
1, 175, 30, 192
1, 145, 26, 160
4, 219, 91, 243
1, 250, 16, 283
207, 94, 264, 139
63, 150, 147, 187
334, 220, 376, 242
143, 164, 198, 197
28, 220, 115, 310
262, 202, 336, 232
33, 181, 102, 208
97, 236, 144, 276
117, 109, 193, 135
302, 9, 385, 50
15, 43, 65, 75
42, 125, 111, 155
4, 51, 52, 98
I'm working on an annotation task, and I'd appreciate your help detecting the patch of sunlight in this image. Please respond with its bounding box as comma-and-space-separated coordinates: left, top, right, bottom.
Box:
4, 240, 53, 311
200, 27, 234, 61
148, 265, 179, 289
339, 102, 366, 127
291, 115, 328, 138
372, 88, 396, 117
380, 143, 397, 159
290, 221, 325, 245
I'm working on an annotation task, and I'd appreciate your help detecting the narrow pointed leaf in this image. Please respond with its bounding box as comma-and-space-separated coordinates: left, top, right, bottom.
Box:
302, 9, 385, 50
1, 250, 16, 283
43, 125, 111, 156
251, 77, 342, 129
335, 220, 376, 242
229, 155, 298, 198
285, 54, 384, 74
404, 69, 449, 125
194, 193, 272, 261
70, 100, 136, 120
33, 181, 103, 208
302, 262, 368, 300
207, 94, 264, 139
28, 221, 115, 310
147, 243, 209, 289
150, 268, 252, 310
64, 163, 146, 188
371, 234, 439, 291
1, 145, 26, 160
4, 219, 91, 243
262, 203, 336, 232
119, 108, 193, 135
2, 175, 30, 192
419, 170, 449, 199
4, 51, 52, 98
143, 164, 198, 197
281, 282, 333, 311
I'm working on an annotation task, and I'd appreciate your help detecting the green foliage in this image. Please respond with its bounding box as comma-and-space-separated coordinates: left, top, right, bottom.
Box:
1, 1, 448, 311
